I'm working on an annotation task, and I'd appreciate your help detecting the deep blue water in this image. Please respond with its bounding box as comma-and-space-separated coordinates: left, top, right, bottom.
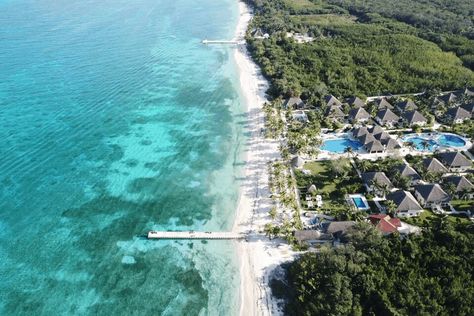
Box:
0, 0, 245, 314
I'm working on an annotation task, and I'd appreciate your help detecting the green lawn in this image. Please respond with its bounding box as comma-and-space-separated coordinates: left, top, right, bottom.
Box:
295, 161, 364, 213
403, 209, 471, 226
283, 0, 320, 11
450, 199, 473, 213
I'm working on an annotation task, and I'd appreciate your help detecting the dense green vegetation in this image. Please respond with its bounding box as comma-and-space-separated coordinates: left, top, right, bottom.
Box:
246, 0, 474, 99
273, 221, 474, 315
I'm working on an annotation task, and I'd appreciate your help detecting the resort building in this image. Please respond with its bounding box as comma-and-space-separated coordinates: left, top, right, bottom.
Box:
437, 152, 472, 172
395, 164, 422, 185
291, 156, 304, 168
386, 190, 424, 217
374, 98, 394, 110
422, 157, 449, 174
442, 176, 474, 199
375, 109, 399, 128
324, 95, 342, 107
437, 92, 458, 105
325, 105, 345, 122
325, 221, 356, 239
352, 126, 369, 138
292, 110, 308, 123
401, 110, 427, 126
368, 214, 401, 235
365, 140, 385, 154
397, 100, 417, 112
346, 96, 365, 108
348, 107, 370, 123
444, 106, 471, 124
283, 97, 305, 110
460, 103, 474, 115
414, 184, 451, 208
361, 172, 393, 196
383, 138, 401, 152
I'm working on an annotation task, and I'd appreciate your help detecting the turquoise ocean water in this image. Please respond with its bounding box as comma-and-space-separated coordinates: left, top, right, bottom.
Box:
0, 0, 246, 314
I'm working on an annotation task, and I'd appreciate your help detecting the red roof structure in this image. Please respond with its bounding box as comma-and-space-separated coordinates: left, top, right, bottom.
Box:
368, 214, 401, 234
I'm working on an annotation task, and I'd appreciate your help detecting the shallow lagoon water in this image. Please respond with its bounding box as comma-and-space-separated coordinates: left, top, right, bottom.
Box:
0, 0, 245, 314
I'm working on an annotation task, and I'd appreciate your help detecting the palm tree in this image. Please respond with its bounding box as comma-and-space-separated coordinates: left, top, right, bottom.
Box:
421, 139, 431, 151
344, 146, 354, 159
384, 200, 398, 216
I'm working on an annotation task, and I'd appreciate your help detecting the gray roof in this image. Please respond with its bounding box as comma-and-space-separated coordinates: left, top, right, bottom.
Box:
365, 140, 385, 152
375, 98, 394, 109
283, 97, 305, 109
376, 109, 399, 123
294, 230, 322, 242
361, 172, 393, 188
384, 138, 401, 150
395, 164, 421, 181
438, 92, 458, 104
326, 105, 345, 118
387, 190, 423, 212
398, 100, 417, 112
369, 125, 384, 136
347, 96, 365, 108
358, 133, 376, 145
374, 132, 390, 142
349, 107, 370, 120
353, 127, 369, 138
443, 176, 473, 192
446, 107, 471, 121
324, 95, 342, 107
291, 156, 304, 168
423, 157, 449, 173
326, 221, 356, 234
438, 152, 471, 168
414, 184, 450, 203
402, 110, 427, 124
461, 103, 474, 114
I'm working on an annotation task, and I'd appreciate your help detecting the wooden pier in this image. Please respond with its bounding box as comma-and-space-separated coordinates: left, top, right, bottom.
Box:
201, 39, 244, 45
147, 231, 245, 240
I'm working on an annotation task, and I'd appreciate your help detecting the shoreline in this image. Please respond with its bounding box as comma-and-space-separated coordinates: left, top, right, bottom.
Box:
231, 2, 296, 315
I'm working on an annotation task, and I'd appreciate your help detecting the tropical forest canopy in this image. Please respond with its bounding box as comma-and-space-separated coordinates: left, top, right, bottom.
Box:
274, 221, 474, 316
246, 0, 474, 99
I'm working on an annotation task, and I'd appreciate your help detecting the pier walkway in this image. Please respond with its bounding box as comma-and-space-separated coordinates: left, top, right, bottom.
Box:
201, 39, 245, 45
147, 231, 245, 240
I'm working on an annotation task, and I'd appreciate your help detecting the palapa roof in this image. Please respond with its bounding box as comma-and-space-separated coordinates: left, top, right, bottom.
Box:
369, 125, 384, 136
438, 92, 458, 104
398, 100, 417, 112
443, 176, 473, 192
461, 103, 474, 114
437, 152, 471, 168
326, 221, 356, 235
347, 96, 365, 108
353, 126, 369, 138
458, 87, 474, 96
402, 110, 427, 124
291, 156, 305, 168
423, 157, 449, 173
376, 108, 399, 123
349, 107, 370, 120
375, 98, 394, 109
361, 172, 393, 188
283, 97, 305, 109
414, 184, 450, 203
308, 184, 317, 193
386, 190, 423, 212
365, 140, 385, 152
358, 133, 376, 145
324, 95, 342, 107
294, 230, 322, 242
446, 106, 471, 121
384, 138, 401, 150
395, 164, 421, 181
326, 105, 345, 118
374, 132, 390, 142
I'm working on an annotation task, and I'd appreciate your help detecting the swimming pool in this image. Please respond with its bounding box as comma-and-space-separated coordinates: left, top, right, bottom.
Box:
321, 138, 362, 153
402, 133, 466, 151
348, 194, 370, 210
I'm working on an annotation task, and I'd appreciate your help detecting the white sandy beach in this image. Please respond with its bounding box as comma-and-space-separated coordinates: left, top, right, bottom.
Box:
232, 2, 296, 315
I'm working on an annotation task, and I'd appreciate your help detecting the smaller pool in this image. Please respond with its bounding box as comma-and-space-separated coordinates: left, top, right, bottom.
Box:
348, 194, 370, 210
438, 134, 465, 147
321, 138, 362, 153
